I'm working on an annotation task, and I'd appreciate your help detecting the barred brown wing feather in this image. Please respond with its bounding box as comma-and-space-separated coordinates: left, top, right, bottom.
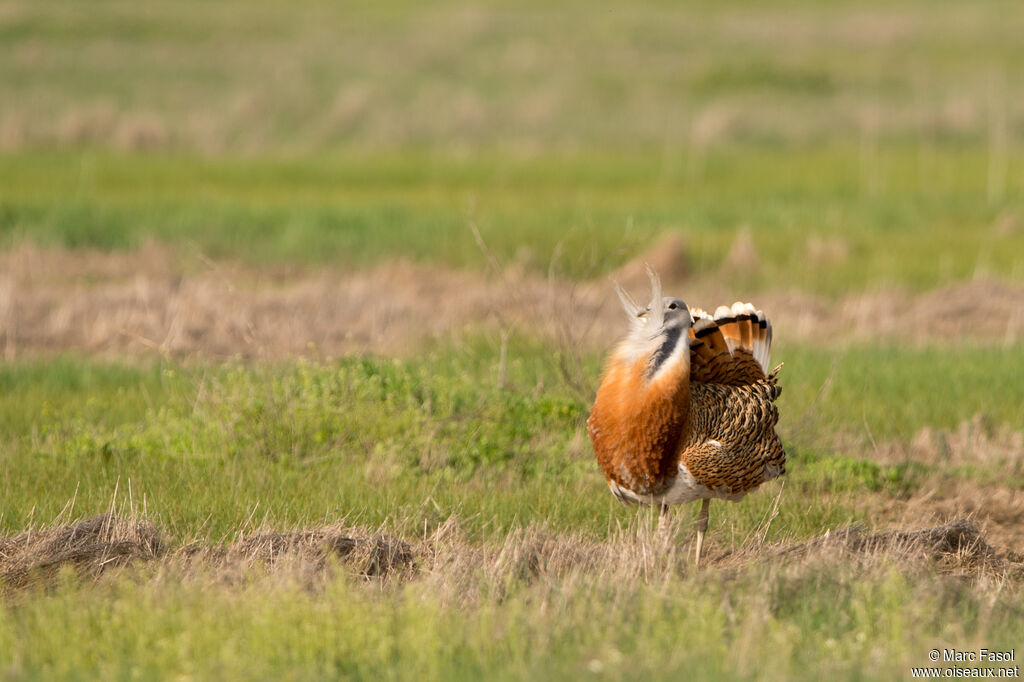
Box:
681, 380, 786, 495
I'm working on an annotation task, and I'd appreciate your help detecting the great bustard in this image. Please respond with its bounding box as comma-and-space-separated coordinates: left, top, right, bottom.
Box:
587, 267, 785, 566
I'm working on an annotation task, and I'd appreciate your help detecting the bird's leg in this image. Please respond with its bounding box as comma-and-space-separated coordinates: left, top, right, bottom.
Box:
656, 503, 671, 541
694, 499, 710, 568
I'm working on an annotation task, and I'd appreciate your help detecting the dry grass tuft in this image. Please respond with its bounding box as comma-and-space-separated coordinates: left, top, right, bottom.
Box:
611, 231, 691, 290
723, 228, 761, 272
0, 513, 166, 593
806, 235, 850, 265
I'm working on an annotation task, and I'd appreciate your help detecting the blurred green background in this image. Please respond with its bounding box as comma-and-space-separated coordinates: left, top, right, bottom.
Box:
1, 0, 1022, 288
3, 0, 1023, 154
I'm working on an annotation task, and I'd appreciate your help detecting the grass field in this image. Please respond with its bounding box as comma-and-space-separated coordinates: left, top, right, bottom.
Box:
1, 147, 1023, 294
3, 343, 1021, 538
2, 1, 1024, 680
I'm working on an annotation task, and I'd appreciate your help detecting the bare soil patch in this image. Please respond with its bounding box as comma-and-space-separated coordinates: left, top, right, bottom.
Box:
2, 243, 1023, 361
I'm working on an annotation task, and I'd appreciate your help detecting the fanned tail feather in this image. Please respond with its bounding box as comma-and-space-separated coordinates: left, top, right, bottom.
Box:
734, 301, 754, 349
754, 313, 772, 374
689, 306, 713, 324
750, 307, 772, 374
688, 300, 774, 384
712, 305, 740, 353
712, 301, 772, 375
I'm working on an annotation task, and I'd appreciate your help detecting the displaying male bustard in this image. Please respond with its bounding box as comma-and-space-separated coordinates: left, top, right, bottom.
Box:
587, 267, 785, 566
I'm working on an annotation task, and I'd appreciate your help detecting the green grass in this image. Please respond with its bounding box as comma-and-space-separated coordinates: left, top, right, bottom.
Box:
779, 345, 1024, 443
2, 147, 1023, 290
3, 342, 1021, 541
1, 560, 1019, 681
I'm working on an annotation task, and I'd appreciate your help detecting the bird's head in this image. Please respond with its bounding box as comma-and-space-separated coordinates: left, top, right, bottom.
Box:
612, 265, 692, 380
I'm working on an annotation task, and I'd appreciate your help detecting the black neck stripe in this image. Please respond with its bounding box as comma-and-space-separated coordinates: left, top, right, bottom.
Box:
648, 326, 682, 378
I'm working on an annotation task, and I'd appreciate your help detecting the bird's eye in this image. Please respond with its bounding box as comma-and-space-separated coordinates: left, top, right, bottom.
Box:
668, 302, 678, 310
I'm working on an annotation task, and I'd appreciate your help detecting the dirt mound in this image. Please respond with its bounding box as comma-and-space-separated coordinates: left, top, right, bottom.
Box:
0, 513, 167, 593
611, 231, 690, 289
1, 515, 415, 594
775, 519, 999, 567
